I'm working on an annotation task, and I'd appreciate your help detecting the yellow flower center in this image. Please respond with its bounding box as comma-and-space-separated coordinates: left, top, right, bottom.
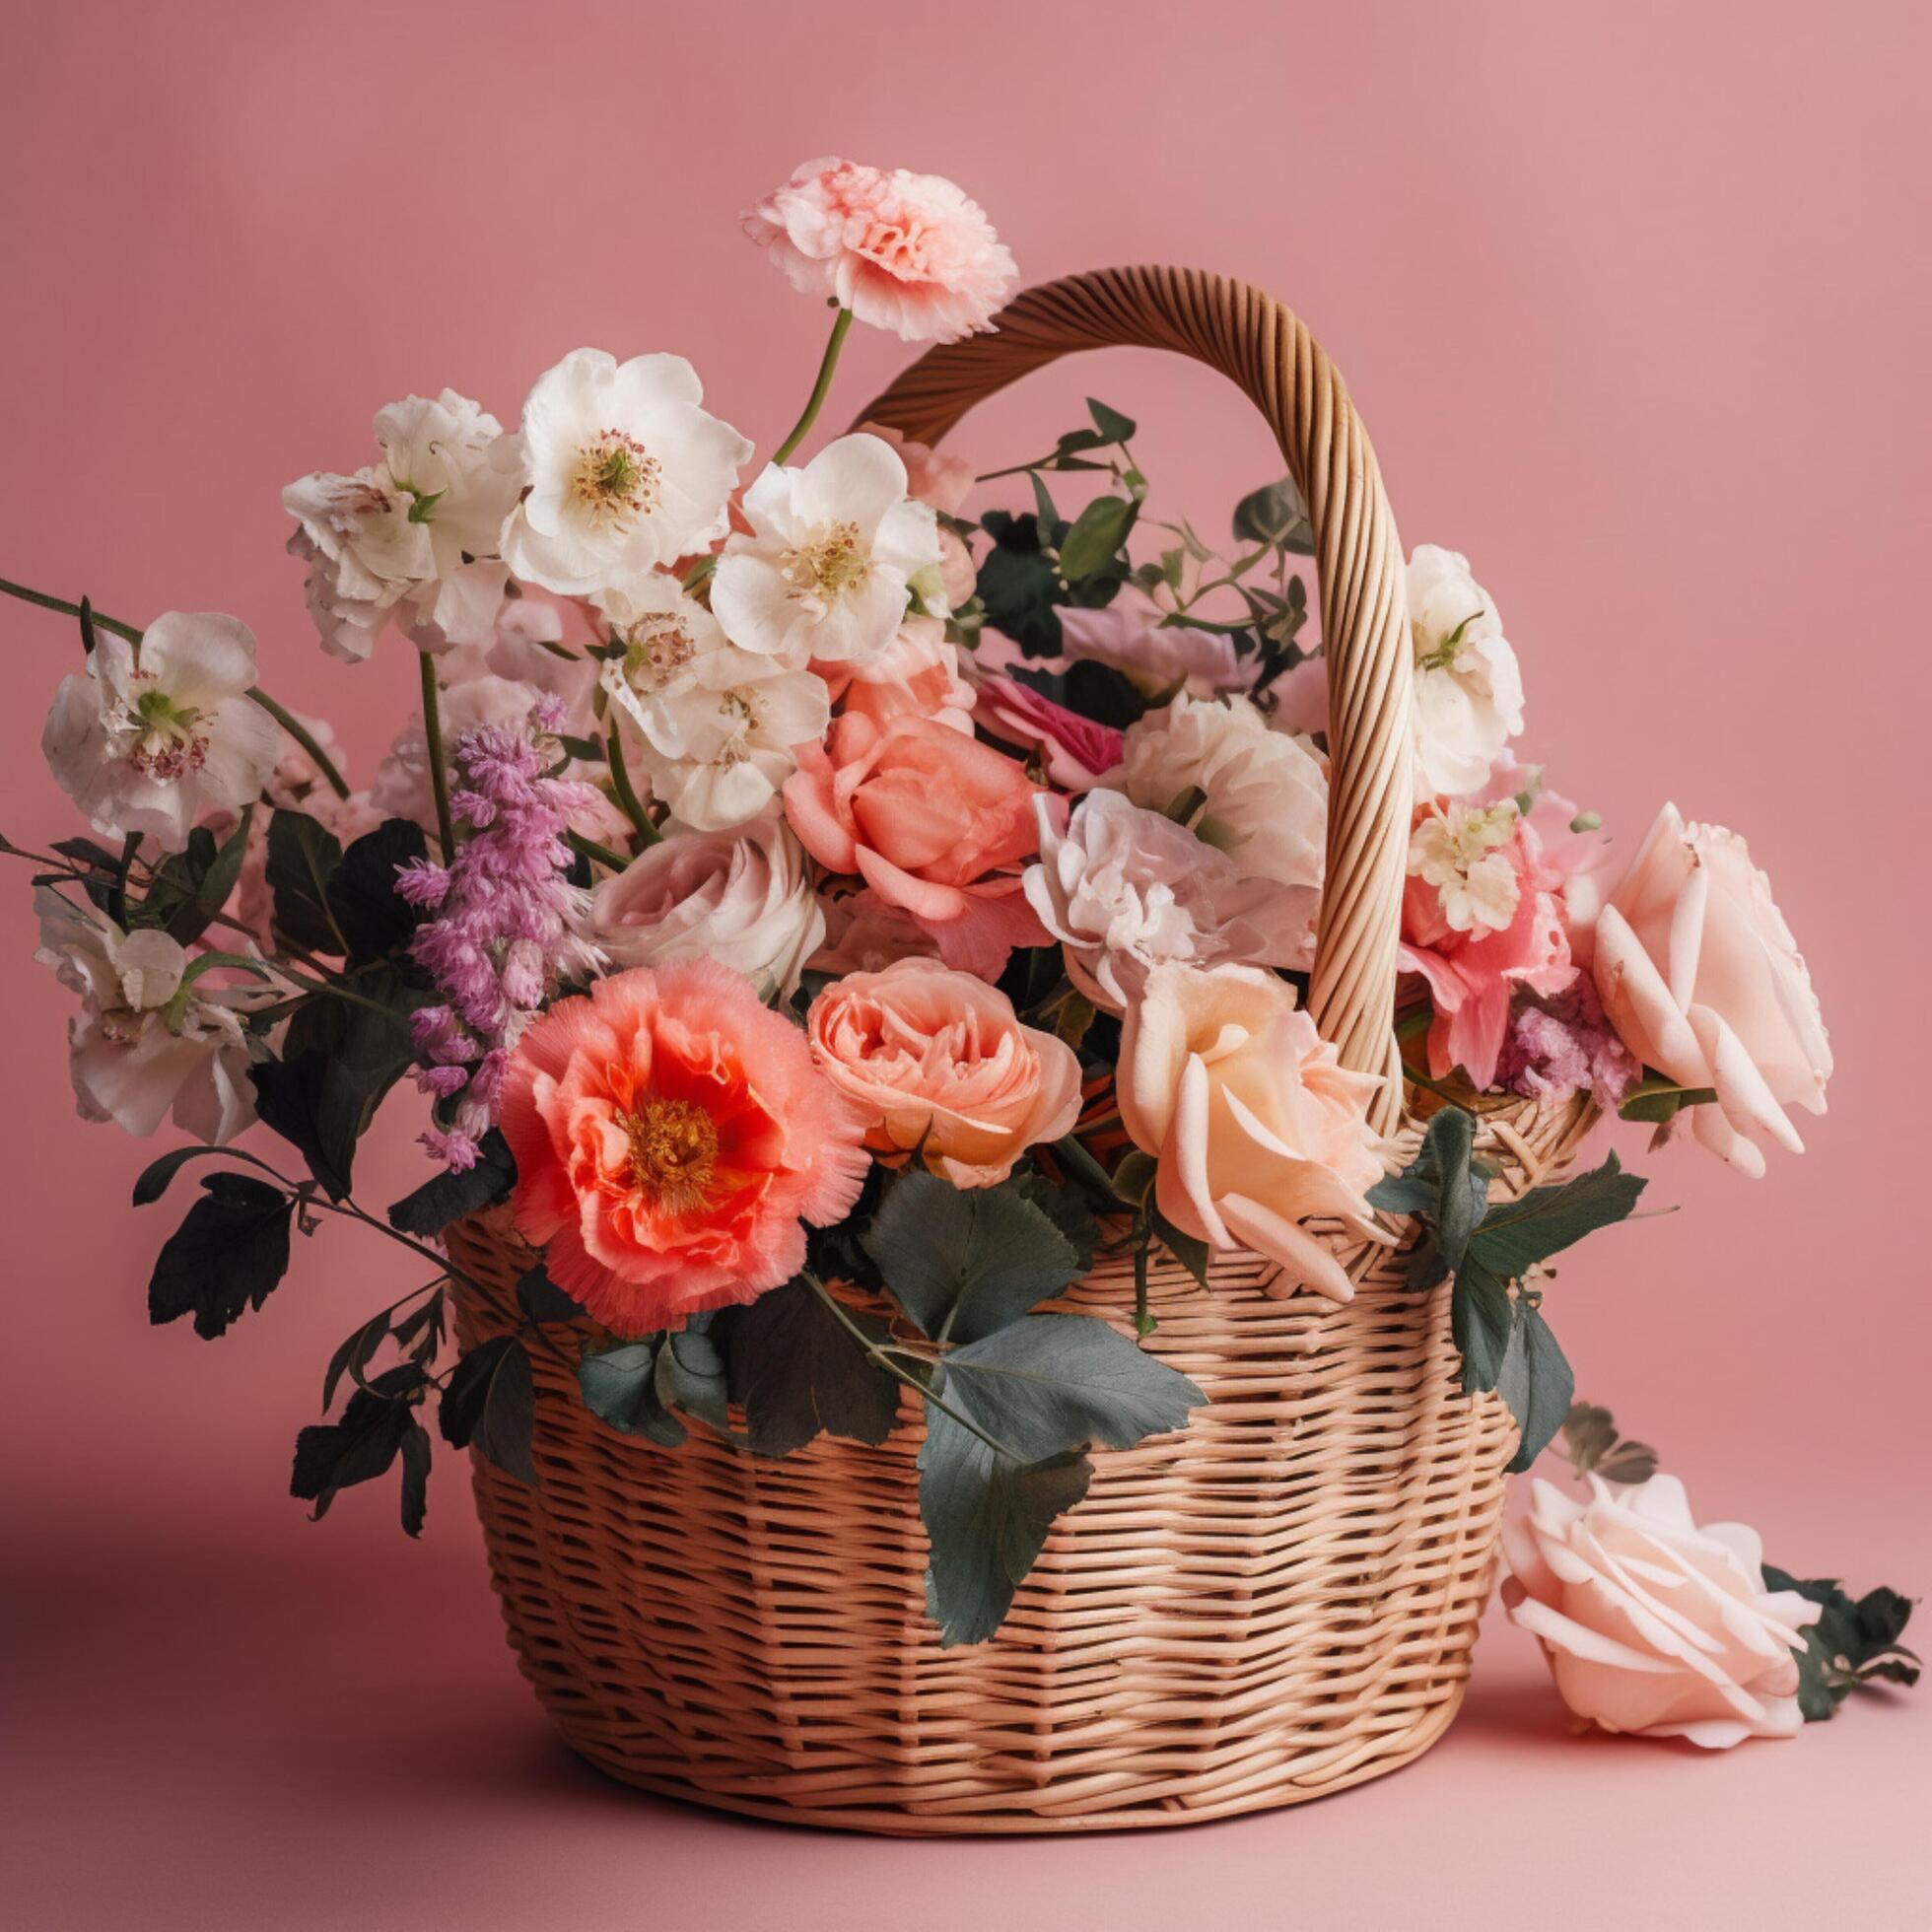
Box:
572, 431, 661, 531
617, 1096, 719, 1214
780, 520, 869, 602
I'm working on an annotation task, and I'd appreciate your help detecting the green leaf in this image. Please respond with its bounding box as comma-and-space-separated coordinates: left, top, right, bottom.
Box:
326, 817, 429, 962
321, 1308, 391, 1413
1009, 1170, 1099, 1273
1499, 1306, 1575, 1472
578, 1339, 687, 1448
386, 1129, 516, 1236
1085, 397, 1137, 443
1367, 1105, 1486, 1289
1466, 1150, 1647, 1282
1558, 1401, 1660, 1484
1617, 1076, 1717, 1125
1028, 469, 1061, 529
976, 512, 1068, 656
264, 808, 346, 954
714, 1276, 900, 1457
148, 1173, 294, 1341
1150, 1205, 1211, 1291
140, 809, 253, 945
656, 1324, 729, 1430
1761, 1567, 1921, 1721
1451, 1258, 1516, 1395
398, 1421, 432, 1537
1231, 477, 1315, 553
439, 1334, 537, 1486
515, 1263, 586, 1324
862, 1171, 1081, 1344
1058, 494, 1137, 583
290, 1363, 427, 1519
132, 1143, 237, 1206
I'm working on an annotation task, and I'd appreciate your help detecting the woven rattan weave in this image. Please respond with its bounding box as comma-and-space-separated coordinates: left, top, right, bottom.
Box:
448, 268, 1591, 1831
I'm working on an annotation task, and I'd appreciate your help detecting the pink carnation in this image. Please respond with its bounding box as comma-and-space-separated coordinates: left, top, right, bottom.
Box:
1495, 977, 1640, 1111
744, 158, 1017, 344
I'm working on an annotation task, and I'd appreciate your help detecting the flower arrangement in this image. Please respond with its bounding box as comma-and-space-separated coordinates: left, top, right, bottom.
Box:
6, 159, 1913, 1736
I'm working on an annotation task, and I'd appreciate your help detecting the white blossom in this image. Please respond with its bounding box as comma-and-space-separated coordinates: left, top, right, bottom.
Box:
1409, 800, 1522, 932
1408, 543, 1525, 798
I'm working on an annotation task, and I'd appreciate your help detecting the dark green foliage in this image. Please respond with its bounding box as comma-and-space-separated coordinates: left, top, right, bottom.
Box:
291, 1362, 430, 1527
715, 1276, 900, 1457
1762, 1568, 1921, 1721
386, 1130, 516, 1236
147, 1173, 294, 1340
439, 1334, 537, 1486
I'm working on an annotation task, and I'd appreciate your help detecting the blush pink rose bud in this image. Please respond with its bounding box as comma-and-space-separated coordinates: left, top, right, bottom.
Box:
806, 960, 1082, 1188
1502, 1474, 1818, 1748
743, 158, 1017, 344
1118, 963, 1390, 1302
1591, 803, 1831, 1175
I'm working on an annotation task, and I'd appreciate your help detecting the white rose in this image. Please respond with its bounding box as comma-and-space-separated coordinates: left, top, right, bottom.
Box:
1116, 692, 1328, 897
1408, 543, 1524, 798
587, 815, 825, 1000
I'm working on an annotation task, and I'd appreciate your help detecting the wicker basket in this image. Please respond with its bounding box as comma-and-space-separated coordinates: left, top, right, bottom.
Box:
448, 267, 1594, 1833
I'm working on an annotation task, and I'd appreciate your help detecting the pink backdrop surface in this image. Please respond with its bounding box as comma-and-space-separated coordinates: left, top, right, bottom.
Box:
2, 3, 1926, 1926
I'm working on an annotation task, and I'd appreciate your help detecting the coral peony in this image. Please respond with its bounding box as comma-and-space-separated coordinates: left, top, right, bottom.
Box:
502, 959, 869, 1333
806, 960, 1081, 1187
744, 158, 1016, 343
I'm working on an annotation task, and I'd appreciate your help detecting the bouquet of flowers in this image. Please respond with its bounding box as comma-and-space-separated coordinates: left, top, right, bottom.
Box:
7, 158, 1911, 1749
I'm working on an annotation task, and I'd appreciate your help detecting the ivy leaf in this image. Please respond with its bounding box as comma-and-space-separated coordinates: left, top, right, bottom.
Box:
862, 1171, 1081, 1344
327, 817, 429, 962
655, 1324, 729, 1431
578, 1338, 686, 1447
1058, 495, 1137, 583
1558, 1401, 1661, 1485
516, 1263, 586, 1324
386, 1129, 516, 1236
715, 1275, 900, 1457
439, 1334, 537, 1486
1465, 1150, 1647, 1281
1086, 397, 1137, 443
1497, 1305, 1575, 1472
1761, 1567, 1921, 1721
290, 1363, 427, 1520
1231, 476, 1315, 553
264, 808, 346, 954
147, 1173, 294, 1341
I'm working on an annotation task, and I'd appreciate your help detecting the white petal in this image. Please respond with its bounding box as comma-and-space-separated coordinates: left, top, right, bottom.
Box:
796, 433, 909, 532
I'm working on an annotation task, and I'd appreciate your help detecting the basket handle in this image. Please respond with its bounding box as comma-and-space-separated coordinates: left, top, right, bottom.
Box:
856, 266, 1412, 1130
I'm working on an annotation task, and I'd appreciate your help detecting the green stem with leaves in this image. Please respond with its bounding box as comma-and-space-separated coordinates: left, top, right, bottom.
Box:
417, 651, 458, 857
770, 306, 854, 467
603, 715, 658, 849
0, 575, 353, 802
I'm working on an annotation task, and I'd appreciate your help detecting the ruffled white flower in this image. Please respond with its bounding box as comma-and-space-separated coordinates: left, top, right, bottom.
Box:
284, 389, 523, 659
587, 813, 825, 1000
34, 887, 277, 1142
499, 349, 751, 596
1409, 800, 1522, 933
598, 578, 830, 831
1116, 692, 1328, 898
1024, 791, 1317, 1011
41, 613, 281, 853
1408, 544, 1524, 798
711, 434, 943, 667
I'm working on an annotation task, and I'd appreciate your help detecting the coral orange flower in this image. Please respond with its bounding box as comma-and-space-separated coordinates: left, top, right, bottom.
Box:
501, 959, 868, 1334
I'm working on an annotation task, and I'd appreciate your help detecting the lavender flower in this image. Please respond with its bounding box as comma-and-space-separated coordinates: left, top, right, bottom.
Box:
1495, 977, 1639, 1113
400, 696, 605, 1169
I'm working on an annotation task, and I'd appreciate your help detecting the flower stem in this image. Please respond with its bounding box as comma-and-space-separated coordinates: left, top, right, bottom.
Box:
604, 715, 659, 848
770, 306, 854, 468
418, 650, 458, 858
565, 828, 631, 873
0, 574, 352, 800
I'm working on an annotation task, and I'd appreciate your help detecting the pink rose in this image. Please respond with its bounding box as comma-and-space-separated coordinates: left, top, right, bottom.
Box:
812, 616, 973, 735
855, 422, 975, 515
969, 670, 1125, 792
783, 712, 1049, 978
806, 960, 1081, 1187
744, 158, 1017, 344
1475, 760, 1618, 966
1118, 963, 1390, 1303
809, 888, 943, 976
1058, 600, 1252, 695
1503, 1475, 1817, 1748
1592, 803, 1830, 1174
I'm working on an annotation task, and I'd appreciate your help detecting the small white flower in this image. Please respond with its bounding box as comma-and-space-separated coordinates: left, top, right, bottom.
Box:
500, 349, 752, 596
1116, 692, 1329, 898
598, 577, 830, 832
41, 613, 281, 853
1409, 800, 1522, 932
1408, 543, 1524, 798
711, 434, 943, 667
34, 887, 278, 1142
284, 388, 523, 659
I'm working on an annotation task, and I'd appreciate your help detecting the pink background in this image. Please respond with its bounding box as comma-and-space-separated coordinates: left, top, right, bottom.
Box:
2, 2, 1926, 1924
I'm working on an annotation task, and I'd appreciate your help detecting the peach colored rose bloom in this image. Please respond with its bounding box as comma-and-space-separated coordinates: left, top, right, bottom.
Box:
806, 960, 1081, 1187
744, 158, 1017, 343
812, 615, 973, 736
1118, 963, 1389, 1302
501, 959, 868, 1335
1502, 1475, 1817, 1748
1592, 803, 1831, 1175
783, 711, 1049, 978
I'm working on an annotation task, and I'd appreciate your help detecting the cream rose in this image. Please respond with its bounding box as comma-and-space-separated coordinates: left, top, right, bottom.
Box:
1118, 963, 1388, 1302
1592, 803, 1830, 1175
1502, 1475, 1817, 1748
805, 959, 1081, 1187
587, 815, 824, 1001
1408, 544, 1524, 798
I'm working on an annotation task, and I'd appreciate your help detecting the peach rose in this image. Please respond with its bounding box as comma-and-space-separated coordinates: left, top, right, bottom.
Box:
1118, 963, 1389, 1302
855, 422, 975, 515
806, 960, 1081, 1187
1592, 803, 1831, 1175
812, 615, 973, 736
783, 711, 1049, 978
501, 959, 869, 1334
1502, 1475, 1817, 1748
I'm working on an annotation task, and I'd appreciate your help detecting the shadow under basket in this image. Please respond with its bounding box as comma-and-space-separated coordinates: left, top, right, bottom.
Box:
445, 1097, 1592, 1835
